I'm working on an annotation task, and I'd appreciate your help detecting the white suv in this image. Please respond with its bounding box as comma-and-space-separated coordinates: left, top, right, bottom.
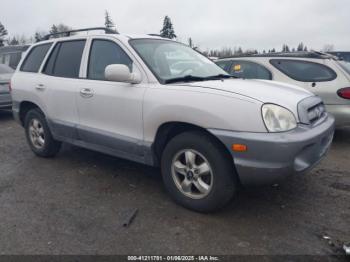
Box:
11, 29, 335, 212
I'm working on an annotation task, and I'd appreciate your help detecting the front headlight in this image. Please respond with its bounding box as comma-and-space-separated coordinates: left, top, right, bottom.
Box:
262, 104, 297, 132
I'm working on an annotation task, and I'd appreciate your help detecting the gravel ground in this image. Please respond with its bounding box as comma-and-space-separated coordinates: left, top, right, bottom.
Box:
0, 110, 349, 258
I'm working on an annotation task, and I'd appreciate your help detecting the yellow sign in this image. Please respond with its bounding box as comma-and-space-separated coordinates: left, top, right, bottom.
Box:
233, 64, 241, 71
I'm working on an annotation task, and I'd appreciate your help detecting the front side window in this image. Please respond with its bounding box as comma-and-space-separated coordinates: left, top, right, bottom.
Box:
88, 39, 132, 80
270, 59, 337, 82
229, 60, 272, 80
44, 40, 86, 78
129, 39, 228, 83
20, 43, 52, 73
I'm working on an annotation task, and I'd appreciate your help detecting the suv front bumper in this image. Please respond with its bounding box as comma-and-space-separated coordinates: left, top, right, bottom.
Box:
209, 115, 335, 186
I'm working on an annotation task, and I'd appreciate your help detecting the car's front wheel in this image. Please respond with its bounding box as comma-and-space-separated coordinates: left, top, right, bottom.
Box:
161, 131, 238, 213
24, 108, 61, 157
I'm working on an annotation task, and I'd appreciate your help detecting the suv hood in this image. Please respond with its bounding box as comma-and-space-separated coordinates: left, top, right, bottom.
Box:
172, 79, 314, 115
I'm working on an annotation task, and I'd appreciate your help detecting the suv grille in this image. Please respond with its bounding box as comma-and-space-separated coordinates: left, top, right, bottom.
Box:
298, 96, 327, 125
307, 103, 326, 124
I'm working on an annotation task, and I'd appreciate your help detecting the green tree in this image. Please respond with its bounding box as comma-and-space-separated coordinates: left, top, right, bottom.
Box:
105, 10, 116, 31
0, 22, 8, 47
49, 24, 72, 38
160, 16, 176, 39
49, 24, 59, 38
9, 36, 19, 45
297, 42, 304, 51
34, 32, 42, 42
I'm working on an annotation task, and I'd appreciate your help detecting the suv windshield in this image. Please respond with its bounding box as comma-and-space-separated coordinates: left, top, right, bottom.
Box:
338, 61, 350, 75
129, 39, 229, 83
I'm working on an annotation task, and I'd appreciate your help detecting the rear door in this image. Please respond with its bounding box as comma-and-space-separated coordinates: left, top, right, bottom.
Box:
12, 42, 53, 113
40, 39, 87, 140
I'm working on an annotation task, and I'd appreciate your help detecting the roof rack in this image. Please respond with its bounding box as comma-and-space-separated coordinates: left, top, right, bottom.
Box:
220, 51, 340, 60
148, 34, 163, 37
43, 27, 118, 40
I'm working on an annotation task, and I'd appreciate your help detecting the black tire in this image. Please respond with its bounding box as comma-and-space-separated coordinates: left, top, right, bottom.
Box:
161, 131, 238, 213
24, 108, 61, 157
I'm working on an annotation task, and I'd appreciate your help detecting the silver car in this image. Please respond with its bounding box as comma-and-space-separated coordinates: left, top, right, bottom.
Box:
216, 52, 350, 128
0, 64, 14, 109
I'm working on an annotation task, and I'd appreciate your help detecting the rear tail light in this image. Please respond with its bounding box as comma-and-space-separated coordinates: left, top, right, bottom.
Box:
337, 87, 350, 99
8, 81, 11, 93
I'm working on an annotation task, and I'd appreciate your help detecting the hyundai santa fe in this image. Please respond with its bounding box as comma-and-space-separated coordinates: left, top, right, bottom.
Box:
11, 28, 335, 212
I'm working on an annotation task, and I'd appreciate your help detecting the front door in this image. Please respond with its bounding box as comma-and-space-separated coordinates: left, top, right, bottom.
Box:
76, 38, 146, 161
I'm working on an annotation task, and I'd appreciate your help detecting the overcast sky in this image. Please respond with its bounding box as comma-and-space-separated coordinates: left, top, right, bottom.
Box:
1, 0, 349, 51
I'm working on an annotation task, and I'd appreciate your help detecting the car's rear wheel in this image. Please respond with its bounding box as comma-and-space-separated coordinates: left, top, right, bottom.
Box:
24, 109, 61, 157
161, 131, 237, 213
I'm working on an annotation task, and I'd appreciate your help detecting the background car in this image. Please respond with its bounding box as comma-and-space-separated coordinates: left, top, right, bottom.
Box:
328, 51, 350, 62
0, 45, 30, 69
215, 52, 350, 128
0, 64, 14, 110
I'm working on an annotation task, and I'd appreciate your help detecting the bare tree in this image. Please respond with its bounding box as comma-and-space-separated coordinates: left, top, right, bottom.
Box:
323, 44, 335, 52
188, 37, 193, 48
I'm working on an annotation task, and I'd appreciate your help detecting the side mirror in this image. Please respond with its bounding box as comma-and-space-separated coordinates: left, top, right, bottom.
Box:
104, 64, 141, 84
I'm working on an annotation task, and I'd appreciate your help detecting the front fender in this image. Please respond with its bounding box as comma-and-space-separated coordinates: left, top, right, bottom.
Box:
143, 87, 266, 143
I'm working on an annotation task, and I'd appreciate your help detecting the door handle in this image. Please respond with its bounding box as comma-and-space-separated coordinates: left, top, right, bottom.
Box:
80, 88, 94, 98
35, 84, 46, 91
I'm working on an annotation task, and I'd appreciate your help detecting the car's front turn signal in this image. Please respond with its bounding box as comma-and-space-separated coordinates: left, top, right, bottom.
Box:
232, 144, 248, 152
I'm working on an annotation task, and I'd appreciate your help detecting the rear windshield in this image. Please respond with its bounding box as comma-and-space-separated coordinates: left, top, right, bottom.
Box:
338, 61, 350, 75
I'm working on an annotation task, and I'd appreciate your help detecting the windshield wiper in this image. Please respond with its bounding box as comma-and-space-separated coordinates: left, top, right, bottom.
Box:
164, 74, 236, 84
204, 74, 236, 80
164, 75, 207, 84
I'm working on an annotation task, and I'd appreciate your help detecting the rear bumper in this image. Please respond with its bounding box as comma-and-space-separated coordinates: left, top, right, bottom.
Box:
326, 104, 350, 128
0, 93, 12, 109
12, 100, 21, 124
209, 114, 335, 186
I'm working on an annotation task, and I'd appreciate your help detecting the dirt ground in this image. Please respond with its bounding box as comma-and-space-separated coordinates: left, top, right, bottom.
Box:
0, 110, 349, 258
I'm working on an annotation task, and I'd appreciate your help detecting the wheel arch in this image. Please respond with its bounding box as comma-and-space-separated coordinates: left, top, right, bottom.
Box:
152, 121, 234, 169
18, 101, 44, 126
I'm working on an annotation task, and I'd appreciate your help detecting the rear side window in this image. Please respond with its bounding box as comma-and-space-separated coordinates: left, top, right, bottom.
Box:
229, 60, 272, 80
270, 59, 337, 82
20, 43, 52, 73
215, 60, 231, 71
88, 39, 132, 80
44, 40, 86, 78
